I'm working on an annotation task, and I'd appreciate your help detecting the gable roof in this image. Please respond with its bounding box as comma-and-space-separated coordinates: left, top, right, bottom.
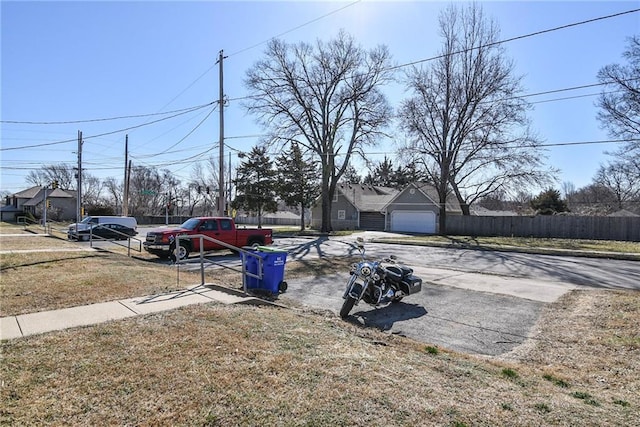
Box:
382, 182, 462, 213
336, 183, 399, 213
13, 186, 43, 199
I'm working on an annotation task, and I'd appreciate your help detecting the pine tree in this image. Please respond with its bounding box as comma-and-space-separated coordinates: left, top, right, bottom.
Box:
530, 188, 569, 215
232, 146, 278, 228
276, 143, 320, 231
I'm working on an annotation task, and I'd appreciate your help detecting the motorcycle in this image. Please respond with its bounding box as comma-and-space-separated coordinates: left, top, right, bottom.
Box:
340, 237, 423, 319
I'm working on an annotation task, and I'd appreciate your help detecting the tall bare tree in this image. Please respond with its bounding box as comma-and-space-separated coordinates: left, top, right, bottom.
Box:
398, 3, 552, 232
597, 35, 640, 189
597, 35, 640, 142
244, 30, 394, 232
26, 163, 76, 189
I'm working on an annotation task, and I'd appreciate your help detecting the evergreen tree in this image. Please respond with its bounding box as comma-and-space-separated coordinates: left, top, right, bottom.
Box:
276, 143, 320, 231
232, 146, 278, 228
530, 188, 569, 215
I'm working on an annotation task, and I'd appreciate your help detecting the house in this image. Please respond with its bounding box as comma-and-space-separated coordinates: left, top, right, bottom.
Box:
1, 186, 77, 221
382, 182, 462, 234
311, 183, 398, 231
310, 182, 462, 233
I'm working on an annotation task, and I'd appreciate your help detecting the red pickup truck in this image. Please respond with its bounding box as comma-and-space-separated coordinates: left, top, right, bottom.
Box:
143, 217, 273, 260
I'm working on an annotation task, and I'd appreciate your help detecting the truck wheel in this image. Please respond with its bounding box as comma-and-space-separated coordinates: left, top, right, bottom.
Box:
247, 238, 264, 249
170, 244, 190, 261
176, 244, 190, 260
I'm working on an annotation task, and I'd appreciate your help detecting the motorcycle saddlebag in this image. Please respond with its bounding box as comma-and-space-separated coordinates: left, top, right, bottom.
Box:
399, 276, 422, 295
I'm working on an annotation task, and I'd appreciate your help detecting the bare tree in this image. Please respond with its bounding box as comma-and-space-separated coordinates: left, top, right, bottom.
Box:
103, 177, 123, 214
594, 161, 639, 210
244, 30, 394, 232
26, 163, 76, 189
597, 35, 640, 142
398, 3, 553, 232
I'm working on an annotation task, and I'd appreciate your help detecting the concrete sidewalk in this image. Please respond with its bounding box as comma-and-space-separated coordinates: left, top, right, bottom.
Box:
0, 267, 587, 342
0, 284, 270, 341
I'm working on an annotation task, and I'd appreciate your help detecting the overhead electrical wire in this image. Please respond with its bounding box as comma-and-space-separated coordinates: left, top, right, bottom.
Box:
0, 101, 215, 125
227, 0, 362, 58
0, 102, 215, 152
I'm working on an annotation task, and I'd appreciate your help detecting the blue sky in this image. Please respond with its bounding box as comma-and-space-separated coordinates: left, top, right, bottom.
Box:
2, 0, 638, 195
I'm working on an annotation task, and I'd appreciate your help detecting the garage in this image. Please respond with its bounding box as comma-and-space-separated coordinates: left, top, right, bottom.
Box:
390, 210, 436, 234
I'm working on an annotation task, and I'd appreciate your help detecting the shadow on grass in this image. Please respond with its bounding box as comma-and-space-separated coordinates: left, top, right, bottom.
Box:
0, 253, 101, 272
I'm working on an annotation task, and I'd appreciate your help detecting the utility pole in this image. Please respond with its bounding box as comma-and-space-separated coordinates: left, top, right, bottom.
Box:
217, 49, 226, 217
76, 130, 83, 228
123, 134, 129, 216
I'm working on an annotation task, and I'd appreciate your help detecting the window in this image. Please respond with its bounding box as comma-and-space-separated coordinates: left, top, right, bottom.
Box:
333, 192, 339, 202
338, 210, 346, 220
220, 219, 233, 231
201, 220, 218, 231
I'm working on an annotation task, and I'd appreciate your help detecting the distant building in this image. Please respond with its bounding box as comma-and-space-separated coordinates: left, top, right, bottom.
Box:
1, 186, 77, 221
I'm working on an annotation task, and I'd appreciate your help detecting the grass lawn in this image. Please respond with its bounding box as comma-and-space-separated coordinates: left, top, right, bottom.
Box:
375, 234, 640, 254
1, 225, 638, 425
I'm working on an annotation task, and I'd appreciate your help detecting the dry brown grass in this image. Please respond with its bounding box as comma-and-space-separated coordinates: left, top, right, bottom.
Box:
1, 291, 638, 426
0, 234, 354, 317
1, 228, 638, 425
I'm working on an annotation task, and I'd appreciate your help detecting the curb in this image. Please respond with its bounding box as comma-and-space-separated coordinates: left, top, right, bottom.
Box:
369, 239, 640, 262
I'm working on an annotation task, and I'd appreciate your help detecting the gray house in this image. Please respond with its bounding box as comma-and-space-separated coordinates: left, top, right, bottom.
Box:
310, 182, 462, 233
1, 186, 77, 221
310, 183, 398, 231
382, 182, 462, 234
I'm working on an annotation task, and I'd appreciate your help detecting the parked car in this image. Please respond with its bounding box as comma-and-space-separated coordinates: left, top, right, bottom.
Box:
76, 223, 137, 241
68, 216, 138, 240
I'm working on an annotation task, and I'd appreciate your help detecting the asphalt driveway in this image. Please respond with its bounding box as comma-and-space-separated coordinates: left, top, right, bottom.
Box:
283, 272, 547, 357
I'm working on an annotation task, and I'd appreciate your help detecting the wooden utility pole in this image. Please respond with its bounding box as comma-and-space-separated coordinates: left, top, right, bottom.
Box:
76, 130, 83, 222
218, 49, 226, 217
123, 134, 129, 215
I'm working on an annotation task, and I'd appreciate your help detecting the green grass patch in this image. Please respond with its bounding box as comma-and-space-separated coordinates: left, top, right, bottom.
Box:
425, 345, 439, 355
533, 402, 552, 413
501, 368, 519, 379
543, 373, 570, 388
571, 391, 600, 406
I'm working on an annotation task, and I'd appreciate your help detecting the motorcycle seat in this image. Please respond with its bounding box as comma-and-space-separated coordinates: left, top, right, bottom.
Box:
385, 265, 413, 282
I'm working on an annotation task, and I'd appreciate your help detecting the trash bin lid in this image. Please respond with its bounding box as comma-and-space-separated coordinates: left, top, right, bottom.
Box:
256, 245, 287, 253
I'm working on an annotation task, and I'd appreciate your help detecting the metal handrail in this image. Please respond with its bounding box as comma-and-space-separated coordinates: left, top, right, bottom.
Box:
175, 234, 263, 293
87, 224, 143, 256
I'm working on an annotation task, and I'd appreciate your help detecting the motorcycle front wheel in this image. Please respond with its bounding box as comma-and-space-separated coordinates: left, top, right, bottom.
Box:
340, 296, 357, 319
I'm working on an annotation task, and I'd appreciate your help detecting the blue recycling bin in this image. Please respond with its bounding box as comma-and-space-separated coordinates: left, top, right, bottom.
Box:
242, 246, 288, 296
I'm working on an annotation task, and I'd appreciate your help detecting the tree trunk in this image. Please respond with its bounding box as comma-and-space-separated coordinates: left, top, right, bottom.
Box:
299, 202, 306, 231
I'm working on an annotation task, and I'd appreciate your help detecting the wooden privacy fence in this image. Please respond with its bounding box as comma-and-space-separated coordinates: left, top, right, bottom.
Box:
446, 216, 640, 242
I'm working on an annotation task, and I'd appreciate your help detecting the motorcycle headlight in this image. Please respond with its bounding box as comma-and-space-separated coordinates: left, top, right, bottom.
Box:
359, 263, 372, 277
350, 263, 358, 273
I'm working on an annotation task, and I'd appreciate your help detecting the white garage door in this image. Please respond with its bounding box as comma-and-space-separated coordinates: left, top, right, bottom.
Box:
390, 211, 436, 234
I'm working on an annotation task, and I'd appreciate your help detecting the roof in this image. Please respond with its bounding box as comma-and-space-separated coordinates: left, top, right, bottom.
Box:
336, 183, 399, 212
382, 182, 462, 213
13, 186, 43, 199
17, 187, 76, 206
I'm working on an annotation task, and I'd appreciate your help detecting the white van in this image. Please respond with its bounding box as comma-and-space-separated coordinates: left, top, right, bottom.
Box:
68, 216, 138, 240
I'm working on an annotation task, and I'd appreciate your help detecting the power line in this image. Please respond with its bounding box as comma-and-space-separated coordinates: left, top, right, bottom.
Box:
227, 0, 362, 57
152, 1, 362, 113
0, 102, 215, 152
0, 102, 214, 125
391, 8, 640, 71
226, 9, 639, 105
